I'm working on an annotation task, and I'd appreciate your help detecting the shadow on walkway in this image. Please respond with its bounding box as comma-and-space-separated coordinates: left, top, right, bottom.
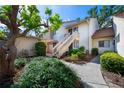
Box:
91, 55, 100, 64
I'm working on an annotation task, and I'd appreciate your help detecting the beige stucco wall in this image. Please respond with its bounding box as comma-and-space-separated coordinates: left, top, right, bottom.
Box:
15, 37, 41, 57
52, 18, 99, 53
75, 22, 89, 50
92, 37, 115, 53
88, 18, 99, 53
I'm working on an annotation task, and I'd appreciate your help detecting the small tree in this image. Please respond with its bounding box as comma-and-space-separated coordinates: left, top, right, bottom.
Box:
45, 7, 62, 39
0, 5, 62, 86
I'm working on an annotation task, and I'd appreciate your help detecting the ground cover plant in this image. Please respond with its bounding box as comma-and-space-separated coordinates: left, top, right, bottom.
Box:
12, 57, 79, 88
14, 58, 28, 69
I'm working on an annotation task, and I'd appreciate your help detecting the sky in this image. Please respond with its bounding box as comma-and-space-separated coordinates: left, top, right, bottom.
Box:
37, 5, 102, 21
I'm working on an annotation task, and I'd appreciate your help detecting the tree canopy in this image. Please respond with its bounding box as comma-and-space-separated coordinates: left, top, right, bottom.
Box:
0, 5, 62, 39
34, 7, 62, 38
87, 5, 124, 28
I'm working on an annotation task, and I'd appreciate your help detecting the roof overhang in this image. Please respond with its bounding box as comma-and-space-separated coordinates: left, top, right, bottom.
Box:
65, 19, 88, 29
92, 27, 115, 39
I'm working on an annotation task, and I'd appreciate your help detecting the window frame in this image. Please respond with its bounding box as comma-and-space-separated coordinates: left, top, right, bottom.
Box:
98, 40, 110, 48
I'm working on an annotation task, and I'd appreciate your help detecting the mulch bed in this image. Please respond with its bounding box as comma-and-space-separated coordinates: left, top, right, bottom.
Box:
62, 54, 95, 65
13, 67, 25, 82
83, 54, 95, 61
102, 70, 124, 88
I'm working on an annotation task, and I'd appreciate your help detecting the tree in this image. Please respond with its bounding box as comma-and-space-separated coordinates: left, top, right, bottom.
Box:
32, 7, 62, 39
87, 6, 98, 18
0, 5, 62, 86
98, 6, 110, 28
86, 5, 124, 28
44, 7, 62, 39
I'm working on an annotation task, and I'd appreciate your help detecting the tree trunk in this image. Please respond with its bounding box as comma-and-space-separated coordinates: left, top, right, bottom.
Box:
48, 27, 53, 40
0, 37, 17, 87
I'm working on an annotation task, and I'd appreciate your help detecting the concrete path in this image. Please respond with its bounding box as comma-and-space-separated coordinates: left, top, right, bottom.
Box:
62, 56, 109, 88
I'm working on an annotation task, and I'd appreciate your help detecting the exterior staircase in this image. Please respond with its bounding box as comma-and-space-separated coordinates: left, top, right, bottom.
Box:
52, 32, 79, 58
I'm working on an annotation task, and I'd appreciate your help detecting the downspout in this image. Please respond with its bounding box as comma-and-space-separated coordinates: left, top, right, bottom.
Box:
112, 16, 116, 52
87, 19, 90, 54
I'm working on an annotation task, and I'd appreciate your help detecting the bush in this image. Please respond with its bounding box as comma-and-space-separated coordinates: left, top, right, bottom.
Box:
69, 49, 79, 55
77, 51, 85, 59
69, 46, 85, 59
0, 31, 6, 40
100, 52, 124, 75
79, 46, 85, 52
102, 50, 115, 54
71, 54, 79, 61
91, 48, 98, 56
12, 58, 79, 88
35, 42, 46, 56
15, 58, 28, 68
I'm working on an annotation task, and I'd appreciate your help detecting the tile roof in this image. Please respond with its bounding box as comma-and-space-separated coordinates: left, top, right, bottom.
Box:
92, 27, 115, 39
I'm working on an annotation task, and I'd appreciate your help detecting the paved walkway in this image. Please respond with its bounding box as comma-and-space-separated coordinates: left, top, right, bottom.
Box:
62, 56, 109, 88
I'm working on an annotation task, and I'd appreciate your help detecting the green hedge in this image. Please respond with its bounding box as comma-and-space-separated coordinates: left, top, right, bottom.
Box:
12, 58, 79, 88
35, 42, 46, 56
91, 48, 98, 56
100, 52, 124, 75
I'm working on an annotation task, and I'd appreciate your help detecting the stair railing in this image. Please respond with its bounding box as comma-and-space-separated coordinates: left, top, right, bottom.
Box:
53, 32, 79, 57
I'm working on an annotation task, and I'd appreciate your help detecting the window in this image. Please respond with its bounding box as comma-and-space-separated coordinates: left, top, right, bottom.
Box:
73, 40, 79, 48
98, 40, 110, 48
73, 27, 78, 32
68, 29, 72, 35
104, 40, 110, 47
99, 41, 104, 47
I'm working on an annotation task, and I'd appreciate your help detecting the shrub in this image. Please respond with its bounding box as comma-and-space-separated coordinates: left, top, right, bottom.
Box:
91, 48, 98, 56
69, 49, 79, 55
77, 51, 85, 59
102, 50, 115, 54
12, 58, 79, 88
79, 46, 85, 52
0, 31, 6, 40
71, 53, 79, 61
69, 46, 85, 59
15, 58, 28, 68
100, 52, 124, 75
35, 42, 46, 56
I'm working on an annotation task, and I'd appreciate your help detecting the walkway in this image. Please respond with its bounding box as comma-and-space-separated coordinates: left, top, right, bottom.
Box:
62, 56, 109, 88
